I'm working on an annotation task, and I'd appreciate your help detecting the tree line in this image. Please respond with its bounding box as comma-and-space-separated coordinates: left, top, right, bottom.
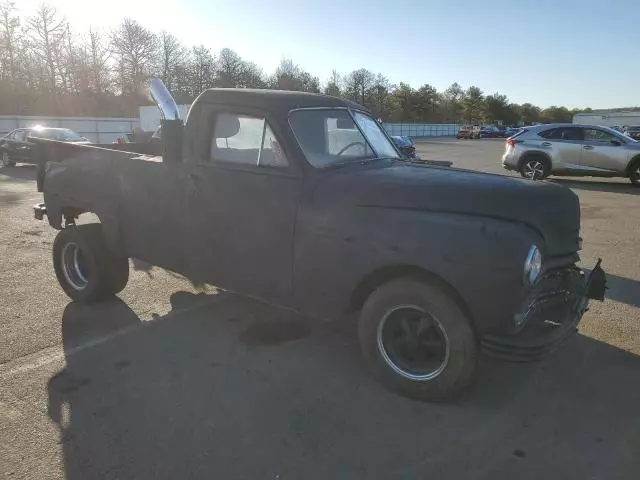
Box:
1, 2, 596, 124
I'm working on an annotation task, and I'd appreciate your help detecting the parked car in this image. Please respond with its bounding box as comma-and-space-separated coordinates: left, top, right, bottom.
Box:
504, 127, 523, 138
502, 123, 640, 185
390, 135, 417, 158
0, 127, 90, 167
622, 125, 640, 141
479, 126, 502, 138
493, 125, 508, 137
32, 79, 606, 402
456, 125, 480, 139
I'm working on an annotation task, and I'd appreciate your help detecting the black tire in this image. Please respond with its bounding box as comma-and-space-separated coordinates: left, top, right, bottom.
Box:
628, 158, 640, 186
53, 223, 129, 303
1, 149, 16, 167
358, 278, 477, 402
519, 155, 550, 180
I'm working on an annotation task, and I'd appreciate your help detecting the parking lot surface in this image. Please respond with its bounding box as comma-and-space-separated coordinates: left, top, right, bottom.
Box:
1, 138, 638, 479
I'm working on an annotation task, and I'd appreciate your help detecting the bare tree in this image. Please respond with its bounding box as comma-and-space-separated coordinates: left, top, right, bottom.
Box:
215, 48, 245, 87
270, 58, 318, 92
188, 45, 215, 96
86, 28, 111, 94
324, 70, 342, 97
0, 1, 20, 83
370, 74, 391, 118
27, 3, 67, 95
156, 31, 184, 91
344, 68, 375, 106
239, 61, 265, 88
110, 18, 157, 94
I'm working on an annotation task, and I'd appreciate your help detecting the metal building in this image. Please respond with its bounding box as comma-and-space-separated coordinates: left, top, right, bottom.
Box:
573, 110, 640, 128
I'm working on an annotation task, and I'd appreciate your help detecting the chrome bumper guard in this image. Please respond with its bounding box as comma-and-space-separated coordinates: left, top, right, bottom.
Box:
482, 259, 606, 362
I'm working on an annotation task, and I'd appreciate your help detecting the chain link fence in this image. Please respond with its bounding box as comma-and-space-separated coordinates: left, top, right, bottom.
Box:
382, 123, 460, 138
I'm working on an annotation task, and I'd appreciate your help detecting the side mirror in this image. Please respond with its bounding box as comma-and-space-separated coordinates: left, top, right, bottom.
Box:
610, 139, 622, 146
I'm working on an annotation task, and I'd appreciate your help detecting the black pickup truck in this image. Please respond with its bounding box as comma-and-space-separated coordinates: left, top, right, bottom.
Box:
32, 79, 606, 401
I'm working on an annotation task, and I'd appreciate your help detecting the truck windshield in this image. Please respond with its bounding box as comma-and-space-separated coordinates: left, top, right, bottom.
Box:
289, 109, 401, 168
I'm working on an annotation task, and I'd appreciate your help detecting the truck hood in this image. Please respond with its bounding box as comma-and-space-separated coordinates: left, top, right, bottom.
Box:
313, 162, 581, 256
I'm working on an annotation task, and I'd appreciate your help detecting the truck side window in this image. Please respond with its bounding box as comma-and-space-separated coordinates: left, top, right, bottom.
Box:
210, 113, 288, 168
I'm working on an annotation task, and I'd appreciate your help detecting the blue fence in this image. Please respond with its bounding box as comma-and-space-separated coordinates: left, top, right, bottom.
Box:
383, 123, 459, 138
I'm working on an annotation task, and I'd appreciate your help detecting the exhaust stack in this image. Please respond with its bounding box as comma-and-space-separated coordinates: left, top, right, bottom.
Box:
147, 78, 183, 163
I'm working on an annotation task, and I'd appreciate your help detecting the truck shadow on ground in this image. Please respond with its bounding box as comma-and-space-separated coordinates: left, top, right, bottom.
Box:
550, 178, 640, 195
0, 164, 37, 182
604, 273, 640, 308
48, 291, 640, 480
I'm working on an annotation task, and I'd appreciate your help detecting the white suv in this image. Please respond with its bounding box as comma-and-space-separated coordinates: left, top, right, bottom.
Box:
501, 123, 640, 185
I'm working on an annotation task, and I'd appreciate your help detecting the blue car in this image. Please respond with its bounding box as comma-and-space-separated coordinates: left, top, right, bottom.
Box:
504, 127, 523, 138
391, 135, 417, 158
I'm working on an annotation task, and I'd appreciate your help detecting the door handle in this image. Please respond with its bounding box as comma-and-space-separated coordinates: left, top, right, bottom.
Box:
583, 145, 594, 150
541, 142, 551, 147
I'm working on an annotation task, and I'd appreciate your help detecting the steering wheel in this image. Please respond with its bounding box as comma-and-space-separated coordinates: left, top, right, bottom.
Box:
336, 142, 366, 156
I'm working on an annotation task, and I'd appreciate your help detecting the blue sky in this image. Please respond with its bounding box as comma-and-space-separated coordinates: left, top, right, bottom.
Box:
19, 0, 640, 108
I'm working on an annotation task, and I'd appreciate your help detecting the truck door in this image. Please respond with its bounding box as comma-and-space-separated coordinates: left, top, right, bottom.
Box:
184, 110, 302, 303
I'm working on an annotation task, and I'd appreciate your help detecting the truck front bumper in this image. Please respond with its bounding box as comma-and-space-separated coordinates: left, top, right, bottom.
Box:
481, 259, 606, 362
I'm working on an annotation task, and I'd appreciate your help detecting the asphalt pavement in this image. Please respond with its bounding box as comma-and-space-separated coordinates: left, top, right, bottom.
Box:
1, 140, 638, 479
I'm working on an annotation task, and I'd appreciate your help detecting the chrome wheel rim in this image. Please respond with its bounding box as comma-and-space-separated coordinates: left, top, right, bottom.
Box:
376, 305, 450, 381
1, 151, 9, 167
523, 160, 545, 180
61, 242, 89, 291
632, 166, 640, 183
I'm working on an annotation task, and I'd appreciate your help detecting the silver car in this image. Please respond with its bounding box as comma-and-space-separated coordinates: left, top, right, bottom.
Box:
501, 123, 640, 186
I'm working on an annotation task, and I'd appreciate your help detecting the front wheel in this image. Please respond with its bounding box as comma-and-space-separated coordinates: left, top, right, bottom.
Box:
1, 150, 16, 167
53, 224, 129, 303
358, 278, 477, 401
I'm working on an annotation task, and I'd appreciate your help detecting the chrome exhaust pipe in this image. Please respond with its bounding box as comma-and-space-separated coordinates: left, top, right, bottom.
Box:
147, 78, 183, 162
148, 77, 181, 121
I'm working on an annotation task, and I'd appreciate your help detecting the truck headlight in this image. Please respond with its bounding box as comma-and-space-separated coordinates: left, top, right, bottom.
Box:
523, 245, 542, 286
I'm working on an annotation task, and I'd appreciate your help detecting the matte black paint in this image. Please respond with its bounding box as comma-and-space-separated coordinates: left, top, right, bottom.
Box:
36, 89, 585, 337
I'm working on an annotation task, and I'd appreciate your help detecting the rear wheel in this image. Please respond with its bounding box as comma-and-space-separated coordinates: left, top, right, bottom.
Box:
629, 158, 640, 186
520, 155, 550, 180
1, 150, 16, 167
53, 224, 129, 303
358, 278, 477, 402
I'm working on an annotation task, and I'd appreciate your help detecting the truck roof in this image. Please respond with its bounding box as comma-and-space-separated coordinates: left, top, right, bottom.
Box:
195, 88, 368, 113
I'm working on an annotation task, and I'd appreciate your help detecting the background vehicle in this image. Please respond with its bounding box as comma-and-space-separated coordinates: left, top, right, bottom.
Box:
623, 125, 640, 141
32, 80, 605, 402
390, 135, 417, 158
502, 123, 640, 185
479, 126, 502, 138
504, 127, 522, 138
1, 127, 90, 167
456, 125, 480, 139
493, 125, 508, 137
